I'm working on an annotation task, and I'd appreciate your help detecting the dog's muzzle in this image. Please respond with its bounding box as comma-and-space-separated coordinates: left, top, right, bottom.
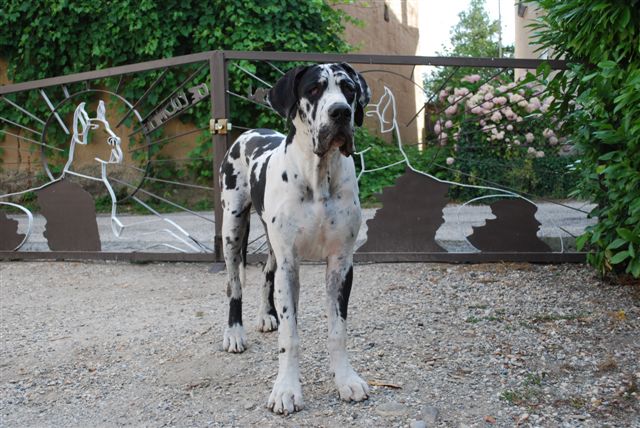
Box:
316, 104, 355, 157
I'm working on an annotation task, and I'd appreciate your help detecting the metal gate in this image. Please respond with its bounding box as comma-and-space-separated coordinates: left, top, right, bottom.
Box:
0, 51, 586, 263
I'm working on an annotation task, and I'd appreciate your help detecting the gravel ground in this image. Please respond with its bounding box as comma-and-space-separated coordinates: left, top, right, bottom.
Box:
1, 261, 638, 427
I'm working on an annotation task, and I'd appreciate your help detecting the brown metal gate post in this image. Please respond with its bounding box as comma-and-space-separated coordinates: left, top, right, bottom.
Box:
210, 51, 231, 262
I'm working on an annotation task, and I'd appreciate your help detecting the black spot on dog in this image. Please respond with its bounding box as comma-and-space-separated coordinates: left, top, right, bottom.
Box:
337, 266, 353, 320
271, 216, 276, 223
229, 142, 241, 160
245, 131, 282, 161
228, 297, 242, 327
285, 125, 296, 147
280, 348, 286, 353
221, 161, 238, 190
282, 171, 288, 182
249, 155, 271, 216
282, 306, 288, 313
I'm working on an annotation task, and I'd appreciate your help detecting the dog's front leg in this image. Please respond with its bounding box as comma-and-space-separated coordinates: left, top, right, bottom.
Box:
326, 256, 369, 402
267, 256, 304, 414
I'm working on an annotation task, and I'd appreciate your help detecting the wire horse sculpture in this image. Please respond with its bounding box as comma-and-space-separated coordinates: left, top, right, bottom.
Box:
0, 100, 211, 253
356, 86, 565, 252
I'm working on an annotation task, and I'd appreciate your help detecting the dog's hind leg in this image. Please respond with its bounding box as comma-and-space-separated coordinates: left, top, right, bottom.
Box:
222, 203, 250, 353
257, 249, 279, 332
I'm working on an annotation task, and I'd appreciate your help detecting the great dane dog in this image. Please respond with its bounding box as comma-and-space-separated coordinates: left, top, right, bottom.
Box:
219, 63, 370, 414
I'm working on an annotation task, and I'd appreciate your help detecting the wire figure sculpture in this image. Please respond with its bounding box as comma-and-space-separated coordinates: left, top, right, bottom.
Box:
0, 100, 211, 253
356, 86, 563, 253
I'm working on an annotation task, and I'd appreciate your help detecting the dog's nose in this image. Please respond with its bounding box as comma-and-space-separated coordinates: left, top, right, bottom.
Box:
328, 104, 351, 123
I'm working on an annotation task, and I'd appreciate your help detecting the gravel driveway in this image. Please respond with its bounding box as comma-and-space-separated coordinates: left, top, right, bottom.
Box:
1, 261, 638, 427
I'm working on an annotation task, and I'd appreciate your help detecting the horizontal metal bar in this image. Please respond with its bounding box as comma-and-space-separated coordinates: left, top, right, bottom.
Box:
0, 251, 214, 262
0, 51, 569, 96
0, 51, 214, 95
1, 251, 586, 264
222, 51, 570, 70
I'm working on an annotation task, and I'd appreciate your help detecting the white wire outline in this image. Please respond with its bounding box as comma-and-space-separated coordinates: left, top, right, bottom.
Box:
1, 100, 211, 253
0, 202, 33, 251
357, 86, 565, 253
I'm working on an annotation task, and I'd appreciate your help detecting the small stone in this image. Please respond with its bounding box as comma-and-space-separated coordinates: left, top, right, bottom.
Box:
375, 401, 408, 417
410, 420, 427, 428
421, 405, 439, 424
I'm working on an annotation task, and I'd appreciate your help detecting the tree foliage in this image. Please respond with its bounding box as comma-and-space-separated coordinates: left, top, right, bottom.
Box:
443, 0, 501, 58
0, 0, 351, 81
426, 0, 512, 97
533, 0, 640, 278
0, 0, 353, 179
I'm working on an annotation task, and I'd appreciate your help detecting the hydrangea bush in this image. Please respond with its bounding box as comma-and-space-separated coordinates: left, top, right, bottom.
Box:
428, 74, 576, 199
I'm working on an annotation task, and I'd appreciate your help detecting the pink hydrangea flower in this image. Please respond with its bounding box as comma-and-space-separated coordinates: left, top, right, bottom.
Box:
444, 120, 453, 129
445, 105, 458, 116
525, 132, 535, 143
481, 101, 495, 110
509, 93, 524, 104
434, 121, 442, 135
490, 111, 503, 123
446, 157, 455, 165
454, 87, 470, 97
461, 74, 481, 83
493, 96, 507, 105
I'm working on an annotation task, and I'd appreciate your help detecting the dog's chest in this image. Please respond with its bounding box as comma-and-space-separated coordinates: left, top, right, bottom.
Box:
263, 162, 361, 259
291, 195, 359, 259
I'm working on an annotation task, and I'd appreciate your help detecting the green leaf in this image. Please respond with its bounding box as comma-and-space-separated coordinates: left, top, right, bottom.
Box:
610, 250, 630, 264
617, 228, 639, 243
576, 234, 589, 251
607, 238, 627, 250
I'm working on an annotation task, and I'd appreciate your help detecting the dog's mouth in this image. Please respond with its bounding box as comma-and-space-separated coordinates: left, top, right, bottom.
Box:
317, 126, 355, 158
331, 134, 353, 157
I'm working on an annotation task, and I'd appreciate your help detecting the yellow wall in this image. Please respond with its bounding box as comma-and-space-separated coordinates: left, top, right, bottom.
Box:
333, 0, 424, 144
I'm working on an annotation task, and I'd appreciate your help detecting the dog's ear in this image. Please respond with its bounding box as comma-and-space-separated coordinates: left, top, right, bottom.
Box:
267, 65, 310, 120
339, 63, 370, 127
96, 100, 107, 122
72, 102, 90, 145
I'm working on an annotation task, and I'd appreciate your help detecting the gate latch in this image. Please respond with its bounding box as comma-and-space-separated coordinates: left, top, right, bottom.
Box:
210, 118, 232, 135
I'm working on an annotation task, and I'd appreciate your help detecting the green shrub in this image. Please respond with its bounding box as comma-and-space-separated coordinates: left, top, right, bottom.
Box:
533, 0, 640, 278
427, 73, 577, 200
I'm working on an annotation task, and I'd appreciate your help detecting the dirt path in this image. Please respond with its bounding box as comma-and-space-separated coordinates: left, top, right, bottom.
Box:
1, 261, 638, 427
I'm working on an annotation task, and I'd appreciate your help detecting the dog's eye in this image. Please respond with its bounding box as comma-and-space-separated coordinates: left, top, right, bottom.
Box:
342, 84, 356, 99
308, 87, 320, 97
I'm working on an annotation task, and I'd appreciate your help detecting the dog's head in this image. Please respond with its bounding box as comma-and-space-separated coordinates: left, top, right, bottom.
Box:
268, 63, 370, 157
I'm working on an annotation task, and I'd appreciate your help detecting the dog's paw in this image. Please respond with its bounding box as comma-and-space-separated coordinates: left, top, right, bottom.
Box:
223, 325, 247, 353
267, 374, 304, 415
256, 313, 278, 332
335, 368, 369, 402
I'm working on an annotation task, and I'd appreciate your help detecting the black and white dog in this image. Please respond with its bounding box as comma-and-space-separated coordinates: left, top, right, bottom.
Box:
219, 63, 370, 414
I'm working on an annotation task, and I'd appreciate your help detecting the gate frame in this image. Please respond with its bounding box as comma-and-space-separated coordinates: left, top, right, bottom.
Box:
1, 50, 582, 263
